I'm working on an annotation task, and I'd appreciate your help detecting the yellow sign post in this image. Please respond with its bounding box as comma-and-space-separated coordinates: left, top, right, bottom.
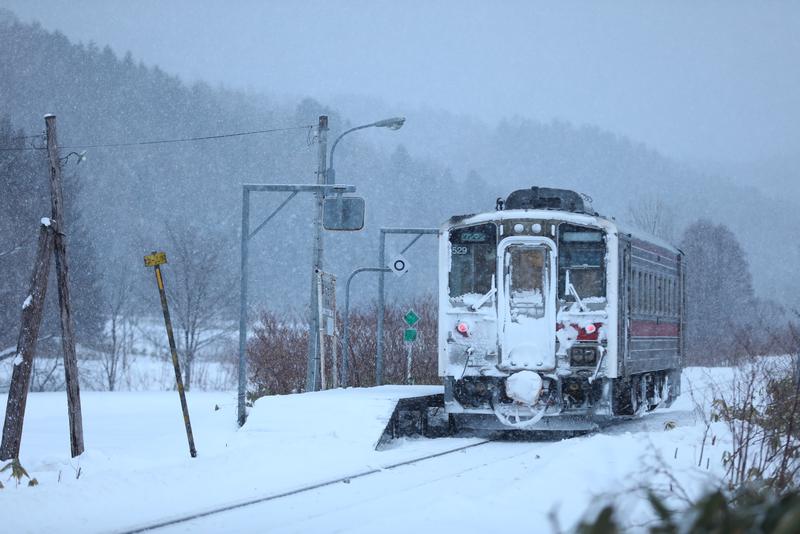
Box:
144, 251, 197, 458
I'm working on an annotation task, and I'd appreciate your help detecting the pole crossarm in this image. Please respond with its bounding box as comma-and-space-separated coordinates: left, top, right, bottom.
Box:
242, 184, 356, 193
375, 227, 438, 385
380, 228, 439, 234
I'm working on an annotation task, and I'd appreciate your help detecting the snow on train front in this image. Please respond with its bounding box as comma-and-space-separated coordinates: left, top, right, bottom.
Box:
438, 187, 681, 431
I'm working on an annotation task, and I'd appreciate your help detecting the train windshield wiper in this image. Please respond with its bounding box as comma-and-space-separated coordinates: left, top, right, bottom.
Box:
469, 274, 496, 311
565, 269, 587, 312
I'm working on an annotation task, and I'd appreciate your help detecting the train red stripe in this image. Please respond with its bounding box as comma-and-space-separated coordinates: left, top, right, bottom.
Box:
630, 320, 679, 337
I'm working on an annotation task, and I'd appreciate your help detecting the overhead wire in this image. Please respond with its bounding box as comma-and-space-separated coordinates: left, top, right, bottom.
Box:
0, 124, 315, 152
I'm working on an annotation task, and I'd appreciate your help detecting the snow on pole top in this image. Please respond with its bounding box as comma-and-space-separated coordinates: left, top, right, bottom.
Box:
43, 113, 55, 119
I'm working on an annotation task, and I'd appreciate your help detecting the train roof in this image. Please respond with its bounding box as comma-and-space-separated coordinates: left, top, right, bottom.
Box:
443, 209, 682, 256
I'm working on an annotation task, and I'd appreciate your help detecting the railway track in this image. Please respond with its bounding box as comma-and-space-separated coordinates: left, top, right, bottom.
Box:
115, 438, 494, 534
115, 400, 698, 534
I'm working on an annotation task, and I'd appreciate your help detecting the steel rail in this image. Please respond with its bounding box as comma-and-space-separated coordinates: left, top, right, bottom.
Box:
115, 439, 493, 534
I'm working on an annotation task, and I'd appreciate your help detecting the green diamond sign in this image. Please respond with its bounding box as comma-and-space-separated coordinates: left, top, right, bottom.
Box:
403, 328, 417, 342
403, 309, 419, 326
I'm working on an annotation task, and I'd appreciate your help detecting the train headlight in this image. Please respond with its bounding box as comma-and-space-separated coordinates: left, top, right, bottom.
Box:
570, 346, 597, 366
456, 322, 469, 336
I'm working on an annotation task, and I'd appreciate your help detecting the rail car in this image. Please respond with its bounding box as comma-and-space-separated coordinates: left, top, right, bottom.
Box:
438, 187, 684, 430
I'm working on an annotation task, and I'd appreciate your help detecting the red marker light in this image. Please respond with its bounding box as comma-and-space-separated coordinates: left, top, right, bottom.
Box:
584, 324, 597, 335
456, 322, 469, 336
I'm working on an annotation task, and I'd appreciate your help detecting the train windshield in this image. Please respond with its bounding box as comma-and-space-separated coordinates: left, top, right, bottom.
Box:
558, 224, 606, 299
449, 223, 497, 306
506, 245, 548, 319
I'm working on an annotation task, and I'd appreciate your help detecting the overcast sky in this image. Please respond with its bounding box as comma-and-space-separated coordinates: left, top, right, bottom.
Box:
4, 0, 799, 164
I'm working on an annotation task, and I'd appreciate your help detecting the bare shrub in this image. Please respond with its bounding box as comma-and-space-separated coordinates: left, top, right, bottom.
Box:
247, 311, 308, 398
343, 295, 438, 387
712, 328, 800, 493
247, 295, 440, 399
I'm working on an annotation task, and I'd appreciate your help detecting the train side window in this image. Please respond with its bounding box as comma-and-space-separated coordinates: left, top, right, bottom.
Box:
655, 275, 660, 315
672, 278, 677, 316
668, 279, 674, 315
638, 271, 644, 312
657, 276, 663, 315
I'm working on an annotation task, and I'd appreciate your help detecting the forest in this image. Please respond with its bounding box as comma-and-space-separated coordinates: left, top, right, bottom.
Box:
0, 9, 795, 392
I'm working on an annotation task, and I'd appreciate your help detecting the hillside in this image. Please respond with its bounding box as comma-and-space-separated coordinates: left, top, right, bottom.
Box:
1, 8, 794, 321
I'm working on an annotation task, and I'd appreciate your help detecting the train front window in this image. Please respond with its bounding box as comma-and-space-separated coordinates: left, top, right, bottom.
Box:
449, 223, 497, 305
506, 245, 548, 319
558, 224, 606, 299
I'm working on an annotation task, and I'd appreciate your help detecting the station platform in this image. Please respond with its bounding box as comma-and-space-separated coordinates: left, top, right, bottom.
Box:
242, 385, 444, 449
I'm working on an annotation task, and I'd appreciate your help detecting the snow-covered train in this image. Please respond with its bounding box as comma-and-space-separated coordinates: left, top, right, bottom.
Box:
438, 187, 684, 430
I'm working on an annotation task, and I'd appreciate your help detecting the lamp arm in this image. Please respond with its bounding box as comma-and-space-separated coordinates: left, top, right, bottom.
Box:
328, 122, 379, 179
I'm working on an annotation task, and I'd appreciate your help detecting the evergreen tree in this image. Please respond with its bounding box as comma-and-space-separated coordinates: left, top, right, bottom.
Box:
680, 218, 756, 363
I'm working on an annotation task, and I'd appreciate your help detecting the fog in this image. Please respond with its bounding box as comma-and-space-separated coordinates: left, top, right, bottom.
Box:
1, 1, 798, 336
5, 0, 800, 166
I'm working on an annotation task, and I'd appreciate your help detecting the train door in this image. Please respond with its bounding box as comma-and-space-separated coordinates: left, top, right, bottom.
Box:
621, 240, 632, 369
497, 237, 557, 370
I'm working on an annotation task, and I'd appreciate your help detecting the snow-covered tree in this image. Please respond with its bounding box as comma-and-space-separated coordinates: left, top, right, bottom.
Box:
680, 219, 756, 363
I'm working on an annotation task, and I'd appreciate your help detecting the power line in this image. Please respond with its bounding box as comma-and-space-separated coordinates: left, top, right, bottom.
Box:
0, 124, 314, 152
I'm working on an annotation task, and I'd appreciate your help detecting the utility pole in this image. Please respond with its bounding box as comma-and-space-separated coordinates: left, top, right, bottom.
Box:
306, 115, 328, 391
0, 220, 54, 460
1, 114, 85, 459
46, 114, 84, 458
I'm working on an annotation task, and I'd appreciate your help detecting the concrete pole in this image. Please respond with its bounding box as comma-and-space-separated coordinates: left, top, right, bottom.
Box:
237, 188, 250, 426
306, 116, 328, 391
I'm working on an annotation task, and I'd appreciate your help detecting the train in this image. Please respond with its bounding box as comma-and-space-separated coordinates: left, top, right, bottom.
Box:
437, 186, 684, 430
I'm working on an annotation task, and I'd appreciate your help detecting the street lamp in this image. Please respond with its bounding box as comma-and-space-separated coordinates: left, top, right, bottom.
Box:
326, 117, 405, 185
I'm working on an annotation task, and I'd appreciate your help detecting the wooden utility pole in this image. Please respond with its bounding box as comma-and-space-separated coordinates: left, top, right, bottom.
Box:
0, 221, 54, 460
1, 114, 84, 459
45, 114, 85, 458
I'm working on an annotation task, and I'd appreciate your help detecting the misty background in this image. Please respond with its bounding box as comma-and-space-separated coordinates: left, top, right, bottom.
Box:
1, 2, 798, 365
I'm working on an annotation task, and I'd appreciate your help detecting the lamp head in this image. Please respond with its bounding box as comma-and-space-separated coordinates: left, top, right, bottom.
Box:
373, 117, 405, 130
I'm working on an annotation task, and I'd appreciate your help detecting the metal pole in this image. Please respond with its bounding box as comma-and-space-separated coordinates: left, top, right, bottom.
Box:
342, 267, 390, 387
306, 116, 328, 391
406, 343, 414, 385
374, 228, 438, 386
146, 253, 197, 458
376, 231, 387, 385
237, 188, 250, 426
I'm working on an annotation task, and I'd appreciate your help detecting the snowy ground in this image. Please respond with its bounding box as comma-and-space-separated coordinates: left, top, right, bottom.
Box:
0, 316, 237, 394
0, 368, 732, 533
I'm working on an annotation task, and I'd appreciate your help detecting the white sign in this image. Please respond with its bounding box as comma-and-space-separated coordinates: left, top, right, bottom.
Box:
389, 254, 409, 277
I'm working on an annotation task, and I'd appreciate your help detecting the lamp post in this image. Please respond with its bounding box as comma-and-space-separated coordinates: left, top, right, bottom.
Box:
326, 117, 405, 185
312, 117, 404, 390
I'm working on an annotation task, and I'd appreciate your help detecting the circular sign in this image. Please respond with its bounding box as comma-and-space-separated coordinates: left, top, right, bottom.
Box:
393, 259, 406, 271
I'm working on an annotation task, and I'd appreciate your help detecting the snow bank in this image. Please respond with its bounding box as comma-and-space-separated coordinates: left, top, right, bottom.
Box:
0, 367, 737, 533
